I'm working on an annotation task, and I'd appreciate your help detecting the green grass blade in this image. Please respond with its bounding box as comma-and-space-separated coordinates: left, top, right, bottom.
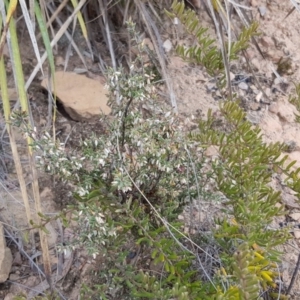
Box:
34, 0, 55, 76
8, 10, 29, 115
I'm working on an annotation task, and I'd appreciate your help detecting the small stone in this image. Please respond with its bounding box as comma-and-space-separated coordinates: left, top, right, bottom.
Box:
238, 82, 248, 90
268, 102, 279, 114
255, 91, 263, 102
250, 102, 260, 111
265, 88, 271, 97
163, 39, 172, 52
9, 273, 19, 281
294, 230, 300, 239
204, 145, 219, 157
251, 58, 261, 71
258, 6, 267, 17
229, 72, 235, 81
260, 36, 274, 49
267, 50, 282, 62
206, 83, 217, 92
289, 213, 300, 221
55, 56, 64, 66
274, 77, 286, 86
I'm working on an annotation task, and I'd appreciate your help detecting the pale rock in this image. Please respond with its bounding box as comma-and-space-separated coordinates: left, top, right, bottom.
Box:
55, 56, 64, 66
74, 68, 88, 74
266, 49, 282, 62
255, 91, 263, 102
294, 230, 300, 239
0, 223, 13, 283
163, 39, 173, 52
289, 213, 300, 221
260, 36, 274, 49
238, 82, 248, 90
204, 145, 219, 157
251, 58, 261, 71
250, 85, 258, 93
265, 88, 271, 97
41, 72, 111, 121
268, 102, 279, 114
277, 100, 296, 122
250, 102, 260, 111
258, 6, 267, 17
274, 77, 286, 85
238, 90, 245, 97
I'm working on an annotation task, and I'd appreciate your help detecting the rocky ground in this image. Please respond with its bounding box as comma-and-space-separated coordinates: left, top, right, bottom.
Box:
1, 0, 300, 298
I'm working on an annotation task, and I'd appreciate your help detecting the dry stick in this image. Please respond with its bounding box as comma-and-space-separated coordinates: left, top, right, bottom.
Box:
135, 0, 177, 111
45, 1, 88, 69
98, 0, 120, 105
287, 252, 300, 295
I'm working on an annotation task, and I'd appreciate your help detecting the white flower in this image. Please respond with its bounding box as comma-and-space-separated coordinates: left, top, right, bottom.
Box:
77, 187, 88, 197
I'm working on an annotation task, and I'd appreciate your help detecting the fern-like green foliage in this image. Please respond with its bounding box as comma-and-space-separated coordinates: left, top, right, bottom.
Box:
165, 0, 259, 81
191, 100, 291, 297
194, 101, 290, 248
165, 0, 223, 76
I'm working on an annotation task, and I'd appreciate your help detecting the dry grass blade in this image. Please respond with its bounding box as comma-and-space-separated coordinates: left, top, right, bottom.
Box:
135, 0, 177, 111
0, 54, 33, 231
19, 0, 44, 75
26, 0, 87, 90
204, 0, 233, 98
0, 0, 18, 58
5, 5, 53, 288
46, 2, 88, 70
98, 0, 120, 104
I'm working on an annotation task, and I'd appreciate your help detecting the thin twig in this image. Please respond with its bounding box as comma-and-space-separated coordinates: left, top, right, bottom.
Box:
286, 252, 300, 295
